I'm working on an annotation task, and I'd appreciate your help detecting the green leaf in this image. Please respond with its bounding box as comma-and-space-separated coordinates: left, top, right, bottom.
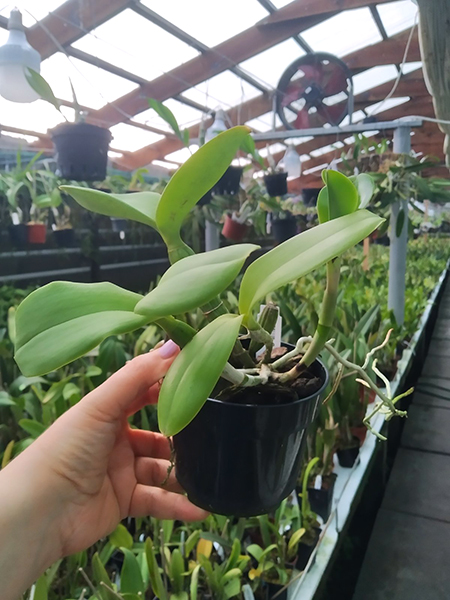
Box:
25, 68, 61, 113
18, 418, 46, 438
156, 126, 250, 245
190, 564, 201, 600
353, 173, 375, 209
158, 314, 243, 436
239, 210, 384, 316
92, 553, 117, 600
109, 524, 133, 550
120, 548, 145, 595
135, 245, 259, 321
15, 282, 149, 376
170, 548, 185, 594
148, 98, 183, 141
396, 208, 406, 238
246, 544, 263, 562
0, 391, 16, 407
60, 186, 160, 229
321, 170, 359, 222
316, 187, 329, 224
223, 576, 241, 600
33, 574, 48, 600
145, 537, 168, 600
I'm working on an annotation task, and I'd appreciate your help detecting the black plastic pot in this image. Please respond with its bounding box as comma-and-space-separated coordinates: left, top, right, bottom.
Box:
53, 228, 75, 247
272, 217, 297, 243
306, 473, 337, 522
8, 223, 27, 247
51, 122, 112, 181
264, 581, 288, 600
296, 528, 321, 571
337, 437, 360, 468
264, 172, 288, 197
173, 358, 328, 517
213, 166, 243, 196
301, 188, 321, 207
110, 218, 128, 232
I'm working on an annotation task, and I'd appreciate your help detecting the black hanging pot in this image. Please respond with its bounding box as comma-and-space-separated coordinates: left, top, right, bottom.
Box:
110, 218, 128, 232
213, 166, 243, 196
53, 228, 75, 247
301, 188, 322, 207
264, 172, 288, 197
306, 473, 337, 522
173, 358, 329, 517
8, 223, 27, 247
337, 437, 360, 468
51, 122, 112, 181
272, 217, 297, 243
295, 527, 321, 571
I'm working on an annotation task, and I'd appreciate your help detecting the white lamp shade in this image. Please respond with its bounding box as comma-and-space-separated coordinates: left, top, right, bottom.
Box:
283, 146, 302, 179
0, 10, 41, 103
205, 109, 228, 142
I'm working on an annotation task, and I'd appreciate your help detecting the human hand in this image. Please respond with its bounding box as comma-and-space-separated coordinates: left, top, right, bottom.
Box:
0, 340, 208, 600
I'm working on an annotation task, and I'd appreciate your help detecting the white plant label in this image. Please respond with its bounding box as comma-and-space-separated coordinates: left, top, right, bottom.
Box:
314, 474, 323, 490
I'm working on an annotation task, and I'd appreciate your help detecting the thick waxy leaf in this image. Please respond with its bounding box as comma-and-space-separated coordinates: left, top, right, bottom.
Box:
120, 548, 145, 595
60, 186, 160, 229
135, 244, 259, 320
353, 173, 375, 209
15, 282, 148, 376
239, 210, 384, 316
25, 68, 61, 112
158, 314, 243, 436
156, 126, 250, 243
318, 170, 359, 224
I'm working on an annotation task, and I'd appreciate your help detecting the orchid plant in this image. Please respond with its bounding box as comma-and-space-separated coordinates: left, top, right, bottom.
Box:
14, 127, 398, 438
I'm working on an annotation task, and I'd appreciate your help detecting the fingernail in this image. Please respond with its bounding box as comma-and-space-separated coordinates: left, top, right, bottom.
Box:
158, 339, 180, 359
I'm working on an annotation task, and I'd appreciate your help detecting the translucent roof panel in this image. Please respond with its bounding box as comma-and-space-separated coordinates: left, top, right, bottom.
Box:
40, 53, 137, 110
109, 124, 164, 153
269, 0, 295, 8
165, 145, 200, 163
72, 9, 199, 83
377, 1, 418, 36
239, 40, 305, 90
133, 98, 204, 131
259, 143, 286, 158
0, 96, 74, 134
403, 62, 422, 75
302, 8, 382, 57
366, 96, 411, 116
142, 0, 268, 47
182, 71, 261, 113
352, 65, 398, 95
246, 112, 283, 133
0, 0, 66, 28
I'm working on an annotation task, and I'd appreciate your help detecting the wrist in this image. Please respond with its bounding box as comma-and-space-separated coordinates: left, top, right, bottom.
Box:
0, 449, 63, 600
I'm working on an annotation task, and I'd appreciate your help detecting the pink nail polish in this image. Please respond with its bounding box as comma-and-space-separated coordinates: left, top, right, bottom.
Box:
158, 339, 180, 359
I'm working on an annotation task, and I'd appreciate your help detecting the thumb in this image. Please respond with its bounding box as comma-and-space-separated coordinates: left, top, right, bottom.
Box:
82, 340, 180, 421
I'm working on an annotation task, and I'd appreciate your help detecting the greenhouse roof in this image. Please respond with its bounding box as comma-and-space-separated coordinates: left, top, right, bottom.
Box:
0, 0, 445, 183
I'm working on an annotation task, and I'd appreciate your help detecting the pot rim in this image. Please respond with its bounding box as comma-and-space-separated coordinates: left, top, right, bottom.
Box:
207, 356, 329, 409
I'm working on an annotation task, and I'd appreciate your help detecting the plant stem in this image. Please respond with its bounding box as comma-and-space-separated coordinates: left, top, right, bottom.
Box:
300, 258, 341, 368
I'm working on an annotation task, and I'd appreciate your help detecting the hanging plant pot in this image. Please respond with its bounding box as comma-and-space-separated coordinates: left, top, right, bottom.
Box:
301, 188, 322, 207
51, 122, 112, 182
307, 473, 337, 522
27, 223, 46, 244
272, 217, 297, 243
8, 223, 27, 247
264, 172, 288, 197
53, 228, 75, 247
221, 214, 249, 242
173, 358, 329, 517
110, 218, 128, 232
337, 437, 361, 468
295, 527, 321, 571
213, 166, 243, 196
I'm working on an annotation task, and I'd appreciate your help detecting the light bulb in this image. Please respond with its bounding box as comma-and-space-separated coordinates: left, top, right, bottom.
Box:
205, 109, 228, 142
0, 9, 41, 103
283, 145, 301, 180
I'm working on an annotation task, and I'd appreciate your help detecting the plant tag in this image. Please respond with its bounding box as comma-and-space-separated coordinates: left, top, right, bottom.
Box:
256, 304, 282, 359
11, 212, 20, 225
314, 475, 322, 490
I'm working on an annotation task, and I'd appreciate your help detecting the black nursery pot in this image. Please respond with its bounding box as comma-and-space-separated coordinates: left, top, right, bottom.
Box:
337, 437, 360, 468
51, 122, 112, 181
306, 473, 337, 522
301, 188, 322, 207
264, 581, 288, 600
53, 228, 75, 247
264, 172, 288, 197
272, 217, 297, 243
296, 528, 321, 571
8, 223, 27, 247
213, 166, 243, 196
173, 359, 328, 517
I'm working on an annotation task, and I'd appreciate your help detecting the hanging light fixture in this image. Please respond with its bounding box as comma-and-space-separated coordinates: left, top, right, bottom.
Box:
0, 8, 41, 103
281, 145, 302, 179
205, 108, 228, 142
